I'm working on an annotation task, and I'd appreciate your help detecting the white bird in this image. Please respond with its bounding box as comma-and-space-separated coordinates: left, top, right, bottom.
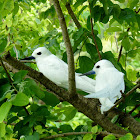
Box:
22, 47, 95, 93
82, 59, 125, 114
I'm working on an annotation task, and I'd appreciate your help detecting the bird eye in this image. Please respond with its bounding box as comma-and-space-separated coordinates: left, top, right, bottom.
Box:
37, 52, 42, 55
96, 65, 100, 68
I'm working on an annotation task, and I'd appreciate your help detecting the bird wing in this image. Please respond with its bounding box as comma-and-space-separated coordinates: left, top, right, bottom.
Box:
76, 73, 96, 86
84, 69, 125, 99
75, 74, 95, 93
38, 54, 69, 88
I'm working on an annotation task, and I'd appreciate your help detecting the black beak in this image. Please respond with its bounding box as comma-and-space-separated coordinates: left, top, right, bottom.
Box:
21, 56, 35, 60
80, 70, 95, 76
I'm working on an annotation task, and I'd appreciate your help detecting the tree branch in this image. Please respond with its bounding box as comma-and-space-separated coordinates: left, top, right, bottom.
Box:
117, 45, 123, 62
52, 0, 76, 97
40, 131, 124, 140
107, 83, 140, 112
3, 53, 130, 135
65, 2, 102, 60
65, 2, 81, 29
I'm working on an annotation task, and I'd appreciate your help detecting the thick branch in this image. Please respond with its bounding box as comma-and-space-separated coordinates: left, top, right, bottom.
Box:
40, 131, 124, 140
3, 53, 130, 135
52, 0, 76, 96
65, 3, 81, 29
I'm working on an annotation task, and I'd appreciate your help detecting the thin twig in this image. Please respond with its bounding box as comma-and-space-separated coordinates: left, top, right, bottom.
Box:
52, 0, 76, 97
117, 45, 123, 62
107, 83, 140, 112
89, 6, 102, 60
40, 131, 124, 140
0, 57, 30, 115
128, 104, 140, 115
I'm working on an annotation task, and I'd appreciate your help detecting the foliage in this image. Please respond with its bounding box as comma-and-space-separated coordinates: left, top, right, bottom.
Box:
0, 0, 139, 139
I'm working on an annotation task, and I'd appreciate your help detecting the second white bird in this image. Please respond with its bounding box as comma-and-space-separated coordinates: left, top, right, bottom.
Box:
82, 59, 125, 114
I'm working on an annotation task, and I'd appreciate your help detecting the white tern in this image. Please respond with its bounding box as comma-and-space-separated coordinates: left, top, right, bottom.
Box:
82, 59, 125, 114
22, 47, 95, 93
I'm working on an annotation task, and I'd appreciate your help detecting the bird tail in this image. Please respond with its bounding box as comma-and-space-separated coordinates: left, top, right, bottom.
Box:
75, 74, 95, 93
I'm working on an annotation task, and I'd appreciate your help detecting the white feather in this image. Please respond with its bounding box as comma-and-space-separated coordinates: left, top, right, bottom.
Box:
31, 47, 95, 93
84, 59, 125, 114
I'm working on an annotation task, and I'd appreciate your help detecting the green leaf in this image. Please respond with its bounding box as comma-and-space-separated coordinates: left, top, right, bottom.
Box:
23, 78, 45, 99
114, 0, 125, 3
0, 39, 7, 53
126, 65, 137, 81
0, 83, 11, 98
119, 133, 133, 140
121, 37, 130, 51
60, 124, 73, 133
13, 2, 19, 15
74, 0, 87, 8
13, 70, 28, 84
79, 56, 94, 73
111, 4, 121, 18
63, 106, 77, 121
106, 27, 122, 32
136, 135, 140, 140
12, 92, 29, 106
42, 91, 60, 107
83, 133, 93, 140
111, 115, 119, 123
24, 132, 39, 140
91, 126, 98, 134
0, 101, 12, 123
91, 6, 101, 22
0, 123, 6, 137
127, 0, 139, 9
103, 134, 116, 140
127, 49, 140, 58
73, 27, 84, 41
85, 43, 98, 61
0, 0, 14, 18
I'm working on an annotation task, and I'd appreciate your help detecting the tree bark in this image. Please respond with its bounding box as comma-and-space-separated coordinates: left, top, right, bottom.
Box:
52, 0, 76, 97
3, 53, 140, 135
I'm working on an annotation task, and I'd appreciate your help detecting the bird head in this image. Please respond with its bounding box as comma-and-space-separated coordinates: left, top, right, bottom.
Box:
81, 59, 114, 76
93, 59, 115, 75
21, 47, 51, 61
